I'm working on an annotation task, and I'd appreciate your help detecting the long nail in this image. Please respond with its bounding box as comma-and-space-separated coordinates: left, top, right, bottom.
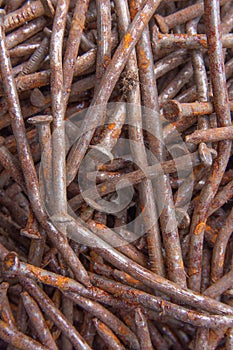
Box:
9, 43, 40, 58
90, 273, 233, 327
6, 17, 47, 50
95, 0, 111, 90
156, 32, 233, 50
186, 125, 233, 144
163, 100, 233, 122
69, 152, 200, 210
66, 0, 165, 185
20, 35, 50, 76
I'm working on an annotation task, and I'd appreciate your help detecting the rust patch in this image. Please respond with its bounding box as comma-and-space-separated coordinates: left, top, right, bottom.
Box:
194, 222, 206, 235
138, 47, 149, 70
107, 123, 116, 130
124, 33, 133, 49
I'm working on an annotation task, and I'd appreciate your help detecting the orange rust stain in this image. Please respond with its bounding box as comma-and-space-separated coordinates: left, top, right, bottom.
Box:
107, 123, 116, 130
124, 33, 133, 49
130, 8, 137, 20
129, 0, 137, 19
140, 12, 147, 25
219, 257, 224, 268
5, 255, 16, 270
205, 224, 212, 232
103, 54, 111, 68
194, 222, 206, 235
161, 300, 166, 309
199, 38, 208, 48
56, 275, 70, 288
96, 222, 106, 230
138, 47, 149, 70
211, 234, 217, 244
101, 185, 107, 192
121, 273, 137, 284
188, 267, 198, 276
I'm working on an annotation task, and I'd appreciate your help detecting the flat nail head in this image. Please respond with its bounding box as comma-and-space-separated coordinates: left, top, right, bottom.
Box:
176, 208, 190, 229
154, 14, 169, 34
3, 252, 20, 274
30, 88, 46, 108
27, 115, 53, 125
43, 27, 52, 37
20, 227, 42, 239
198, 142, 213, 167
163, 100, 182, 122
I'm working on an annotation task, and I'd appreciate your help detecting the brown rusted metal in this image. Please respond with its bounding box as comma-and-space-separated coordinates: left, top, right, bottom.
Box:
0, 1, 233, 349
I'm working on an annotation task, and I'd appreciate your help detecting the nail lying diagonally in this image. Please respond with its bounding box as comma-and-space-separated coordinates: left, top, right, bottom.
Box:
66, 219, 233, 316
89, 273, 233, 328
64, 291, 140, 350
19, 34, 50, 76
2, 236, 233, 318
66, 0, 164, 185
6, 17, 47, 50
69, 152, 200, 210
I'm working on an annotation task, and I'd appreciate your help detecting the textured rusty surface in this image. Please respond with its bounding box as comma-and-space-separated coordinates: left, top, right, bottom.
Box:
0, 1, 232, 349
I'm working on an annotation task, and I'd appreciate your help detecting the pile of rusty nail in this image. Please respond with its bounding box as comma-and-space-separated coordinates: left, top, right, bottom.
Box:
0, 0, 233, 349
